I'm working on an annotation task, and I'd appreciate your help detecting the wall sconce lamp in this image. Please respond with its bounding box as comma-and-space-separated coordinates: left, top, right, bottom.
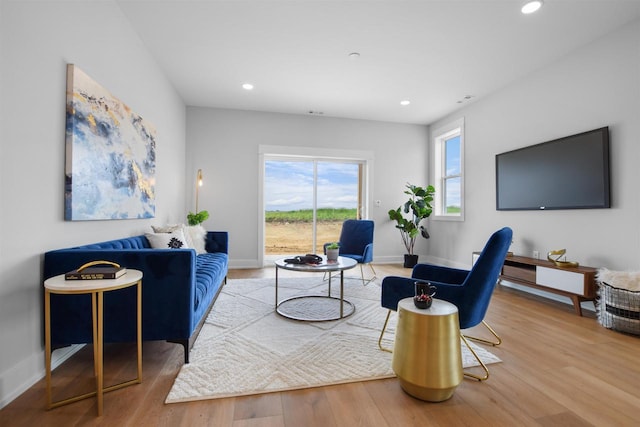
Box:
195, 169, 203, 212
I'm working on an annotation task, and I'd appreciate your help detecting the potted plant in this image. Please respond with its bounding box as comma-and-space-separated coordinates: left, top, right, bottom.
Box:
326, 242, 340, 262
187, 210, 209, 226
388, 183, 435, 268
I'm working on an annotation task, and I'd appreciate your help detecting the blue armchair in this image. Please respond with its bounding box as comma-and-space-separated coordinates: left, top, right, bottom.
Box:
324, 219, 376, 285
378, 227, 513, 380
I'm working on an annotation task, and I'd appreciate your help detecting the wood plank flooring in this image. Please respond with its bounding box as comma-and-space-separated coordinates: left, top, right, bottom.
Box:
1, 264, 639, 426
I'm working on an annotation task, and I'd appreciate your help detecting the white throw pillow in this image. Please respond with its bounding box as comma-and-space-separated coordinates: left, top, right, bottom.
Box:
145, 229, 190, 250
151, 223, 196, 248
151, 224, 183, 233
186, 225, 207, 254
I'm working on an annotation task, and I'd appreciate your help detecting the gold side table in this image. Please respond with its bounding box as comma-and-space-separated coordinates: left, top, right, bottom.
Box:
392, 297, 463, 402
44, 269, 143, 416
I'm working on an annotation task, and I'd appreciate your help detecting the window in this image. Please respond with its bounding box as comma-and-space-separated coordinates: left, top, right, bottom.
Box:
433, 118, 464, 220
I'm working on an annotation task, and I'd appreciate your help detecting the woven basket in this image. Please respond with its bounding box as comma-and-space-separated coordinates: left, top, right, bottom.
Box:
597, 281, 640, 335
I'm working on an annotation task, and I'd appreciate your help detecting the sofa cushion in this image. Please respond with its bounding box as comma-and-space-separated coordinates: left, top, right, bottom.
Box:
186, 225, 207, 254
194, 253, 228, 313
151, 223, 183, 233
145, 230, 190, 249
151, 223, 194, 248
151, 224, 206, 254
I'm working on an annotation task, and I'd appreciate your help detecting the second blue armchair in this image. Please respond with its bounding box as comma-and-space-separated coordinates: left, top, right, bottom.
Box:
378, 227, 513, 380
324, 219, 376, 285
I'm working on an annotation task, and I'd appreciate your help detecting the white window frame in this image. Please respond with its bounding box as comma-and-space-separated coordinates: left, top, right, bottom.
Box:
432, 118, 465, 221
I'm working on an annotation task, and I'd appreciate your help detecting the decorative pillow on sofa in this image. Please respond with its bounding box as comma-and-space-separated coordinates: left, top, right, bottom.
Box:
151, 223, 197, 249
151, 224, 183, 233
186, 225, 207, 254
145, 229, 190, 250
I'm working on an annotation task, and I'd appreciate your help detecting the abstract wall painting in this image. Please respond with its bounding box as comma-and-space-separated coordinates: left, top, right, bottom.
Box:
65, 64, 156, 221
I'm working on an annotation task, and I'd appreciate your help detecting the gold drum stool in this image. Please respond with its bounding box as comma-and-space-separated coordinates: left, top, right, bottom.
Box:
392, 297, 463, 402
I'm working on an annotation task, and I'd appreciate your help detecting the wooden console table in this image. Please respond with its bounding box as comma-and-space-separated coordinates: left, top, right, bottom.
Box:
478, 253, 597, 316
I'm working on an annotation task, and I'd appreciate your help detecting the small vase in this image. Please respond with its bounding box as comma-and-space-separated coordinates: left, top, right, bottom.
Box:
326, 248, 339, 262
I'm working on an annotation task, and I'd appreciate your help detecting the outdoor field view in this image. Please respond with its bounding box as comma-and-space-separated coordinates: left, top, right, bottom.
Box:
264, 160, 360, 255
265, 208, 357, 254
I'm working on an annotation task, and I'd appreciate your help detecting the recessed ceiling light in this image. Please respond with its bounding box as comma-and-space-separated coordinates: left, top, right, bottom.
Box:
521, 0, 543, 14
242, 83, 254, 90
348, 52, 360, 59
400, 100, 410, 106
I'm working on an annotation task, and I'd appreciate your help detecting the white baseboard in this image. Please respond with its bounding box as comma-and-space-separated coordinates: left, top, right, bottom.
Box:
0, 344, 83, 410
230, 259, 262, 269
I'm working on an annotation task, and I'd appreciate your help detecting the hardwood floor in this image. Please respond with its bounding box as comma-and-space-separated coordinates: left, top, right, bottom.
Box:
1, 264, 639, 426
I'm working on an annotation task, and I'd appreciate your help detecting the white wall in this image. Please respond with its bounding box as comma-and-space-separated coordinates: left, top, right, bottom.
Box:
0, 1, 186, 407
426, 20, 640, 272
186, 107, 429, 267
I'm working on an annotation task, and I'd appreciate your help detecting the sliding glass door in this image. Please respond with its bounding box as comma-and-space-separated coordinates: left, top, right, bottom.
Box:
264, 157, 364, 260
264, 160, 315, 255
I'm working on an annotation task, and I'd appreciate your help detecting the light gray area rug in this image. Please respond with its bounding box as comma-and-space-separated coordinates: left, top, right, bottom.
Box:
165, 276, 501, 403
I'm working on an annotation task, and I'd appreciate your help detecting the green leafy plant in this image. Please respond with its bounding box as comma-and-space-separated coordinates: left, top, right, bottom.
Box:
388, 183, 435, 255
187, 210, 209, 226
326, 242, 340, 250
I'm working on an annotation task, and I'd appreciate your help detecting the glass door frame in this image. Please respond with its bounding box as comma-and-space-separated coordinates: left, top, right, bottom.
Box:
258, 145, 374, 267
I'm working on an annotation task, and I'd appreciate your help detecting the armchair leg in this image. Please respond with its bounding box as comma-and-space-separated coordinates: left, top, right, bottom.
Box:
325, 263, 377, 286
360, 263, 377, 286
460, 334, 490, 381
378, 310, 393, 353
463, 320, 502, 347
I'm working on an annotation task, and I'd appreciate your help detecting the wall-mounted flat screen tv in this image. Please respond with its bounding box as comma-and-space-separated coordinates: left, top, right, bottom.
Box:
496, 127, 610, 210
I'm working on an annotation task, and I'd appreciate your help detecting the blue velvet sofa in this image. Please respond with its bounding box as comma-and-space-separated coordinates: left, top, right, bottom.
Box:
43, 231, 228, 363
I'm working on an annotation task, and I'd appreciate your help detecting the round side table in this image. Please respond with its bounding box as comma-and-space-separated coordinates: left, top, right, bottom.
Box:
392, 297, 463, 402
44, 269, 143, 416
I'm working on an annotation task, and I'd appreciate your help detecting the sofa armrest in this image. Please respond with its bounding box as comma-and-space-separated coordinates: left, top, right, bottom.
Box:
206, 231, 228, 254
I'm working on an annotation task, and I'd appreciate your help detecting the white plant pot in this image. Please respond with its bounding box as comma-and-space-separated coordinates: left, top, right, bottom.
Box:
326, 248, 339, 261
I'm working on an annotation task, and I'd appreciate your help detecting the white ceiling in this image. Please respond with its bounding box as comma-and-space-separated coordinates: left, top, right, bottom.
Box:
116, 0, 640, 125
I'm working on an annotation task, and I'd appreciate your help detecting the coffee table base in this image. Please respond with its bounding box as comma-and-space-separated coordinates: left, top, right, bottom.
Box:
277, 295, 355, 321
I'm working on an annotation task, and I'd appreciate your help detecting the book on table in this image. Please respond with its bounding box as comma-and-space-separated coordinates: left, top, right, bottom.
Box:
65, 260, 127, 280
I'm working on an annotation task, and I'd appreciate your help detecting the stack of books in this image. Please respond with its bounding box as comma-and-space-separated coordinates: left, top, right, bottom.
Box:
65, 261, 127, 280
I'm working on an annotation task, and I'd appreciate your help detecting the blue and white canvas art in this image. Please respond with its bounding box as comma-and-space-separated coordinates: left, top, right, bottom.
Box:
65, 64, 156, 220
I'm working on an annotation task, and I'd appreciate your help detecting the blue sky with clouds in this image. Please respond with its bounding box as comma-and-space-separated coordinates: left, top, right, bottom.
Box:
265, 160, 359, 211
446, 135, 461, 208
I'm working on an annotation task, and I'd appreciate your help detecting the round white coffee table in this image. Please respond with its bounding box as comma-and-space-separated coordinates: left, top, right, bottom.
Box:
274, 256, 357, 321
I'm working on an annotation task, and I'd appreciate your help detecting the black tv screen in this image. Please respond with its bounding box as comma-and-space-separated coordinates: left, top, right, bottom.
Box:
496, 127, 610, 210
